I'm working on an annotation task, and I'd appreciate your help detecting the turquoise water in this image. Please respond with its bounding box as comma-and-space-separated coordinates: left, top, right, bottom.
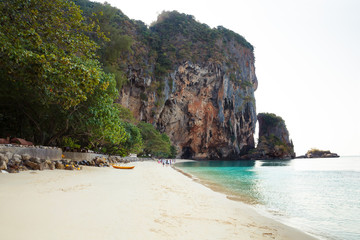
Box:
175, 157, 360, 240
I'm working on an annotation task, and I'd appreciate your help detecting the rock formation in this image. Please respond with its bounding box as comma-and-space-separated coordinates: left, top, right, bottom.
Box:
242, 113, 295, 160
297, 149, 339, 158
116, 12, 258, 159
0, 143, 159, 173
119, 61, 257, 159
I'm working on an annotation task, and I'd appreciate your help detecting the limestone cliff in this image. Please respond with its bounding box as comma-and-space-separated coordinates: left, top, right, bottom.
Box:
242, 113, 295, 160
119, 59, 257, 159
116, 11, 258, 159
73, 8, 257, 159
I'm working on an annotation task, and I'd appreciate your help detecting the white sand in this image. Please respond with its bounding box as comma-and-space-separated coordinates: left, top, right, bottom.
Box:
0, 161, 317, 240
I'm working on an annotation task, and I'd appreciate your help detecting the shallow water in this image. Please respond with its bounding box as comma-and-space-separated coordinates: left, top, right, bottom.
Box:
175, 156, 360, 240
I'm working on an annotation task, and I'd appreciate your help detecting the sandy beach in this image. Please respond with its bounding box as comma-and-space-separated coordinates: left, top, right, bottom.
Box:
0, 161, 316, 240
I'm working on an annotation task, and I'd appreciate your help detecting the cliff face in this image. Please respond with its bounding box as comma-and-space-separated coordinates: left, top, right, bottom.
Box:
92, 10, 259, 159
242, 113, 295, 160
118, 59, 257, 159
257, 113, 292, 147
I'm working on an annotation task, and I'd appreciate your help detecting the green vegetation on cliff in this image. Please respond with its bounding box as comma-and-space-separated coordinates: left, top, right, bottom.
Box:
73, 2, 255, 100
257, 113, 285, 127
150, 11, 254, 75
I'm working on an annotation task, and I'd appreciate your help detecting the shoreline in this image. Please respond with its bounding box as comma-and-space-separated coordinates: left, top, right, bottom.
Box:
172, 163, 259, 204
0, 161, 317, 240
173, 161, 320, 239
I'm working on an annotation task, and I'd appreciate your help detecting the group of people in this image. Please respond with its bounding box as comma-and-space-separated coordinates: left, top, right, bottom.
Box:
158, 159, 175, 167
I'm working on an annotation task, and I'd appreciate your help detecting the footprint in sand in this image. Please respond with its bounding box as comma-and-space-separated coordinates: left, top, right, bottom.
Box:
59, 184, 91, 192
262, 232, 275, 239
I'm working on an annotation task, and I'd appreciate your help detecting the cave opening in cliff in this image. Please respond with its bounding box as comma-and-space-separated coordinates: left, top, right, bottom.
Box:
181, 147, 194, 159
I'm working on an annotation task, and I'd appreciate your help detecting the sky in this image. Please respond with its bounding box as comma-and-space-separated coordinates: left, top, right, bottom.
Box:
95, 0, 360, 156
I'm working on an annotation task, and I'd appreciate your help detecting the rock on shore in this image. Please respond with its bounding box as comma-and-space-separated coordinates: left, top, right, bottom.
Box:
0, 151, 139, 174
241, 113, 295, 160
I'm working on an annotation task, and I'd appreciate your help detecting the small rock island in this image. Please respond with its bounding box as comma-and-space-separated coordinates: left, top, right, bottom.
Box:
241, 113, 295, 160
297, 149, 340, 158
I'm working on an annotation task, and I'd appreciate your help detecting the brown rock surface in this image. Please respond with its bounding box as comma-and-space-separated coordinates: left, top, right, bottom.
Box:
24, 160, 39, 170
112, 11, 259, 160
119, 61, 257, 159
55, 162, 65, 170
0, 160, 7, 170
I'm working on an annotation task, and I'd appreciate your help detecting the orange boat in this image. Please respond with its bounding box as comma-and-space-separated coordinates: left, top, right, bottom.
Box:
112, 165, 135, 169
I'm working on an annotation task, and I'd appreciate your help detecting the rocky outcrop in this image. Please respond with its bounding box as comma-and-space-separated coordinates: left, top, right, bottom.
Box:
0, 148, 149, 173
242, 113, 295, 160
115, 12, 259, 160
119, 60, 257, 159
297, 149, 339, 158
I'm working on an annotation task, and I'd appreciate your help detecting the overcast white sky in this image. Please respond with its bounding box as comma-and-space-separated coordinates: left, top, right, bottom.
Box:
96, 0, 360, 156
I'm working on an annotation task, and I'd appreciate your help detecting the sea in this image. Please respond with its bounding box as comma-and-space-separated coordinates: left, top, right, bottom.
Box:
175, 156, 360, 240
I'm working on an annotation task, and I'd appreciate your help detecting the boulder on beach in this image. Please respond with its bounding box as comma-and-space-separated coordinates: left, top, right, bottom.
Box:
19, 165, 29, 171
49, 162, 55, 170
55, 162, 65, 170
30, 157, 42, 164
24, 160, 44, 170
95, 157, 107, 165
5, 152, 13, 161
0, 153, 9, 164
12, 154, 22, 162
65, 165, 75, 170
21, 154, 31, 161
0, 160, 7, 170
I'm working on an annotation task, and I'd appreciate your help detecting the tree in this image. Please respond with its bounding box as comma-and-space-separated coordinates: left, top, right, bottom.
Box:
67, 72, 127, 149
117, 104, 138, 124
137, 122, 175, 158
74, 0, 133, 90
120, 122, 143, 155
0, 0, 127, 147
0, 0, 108, 108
